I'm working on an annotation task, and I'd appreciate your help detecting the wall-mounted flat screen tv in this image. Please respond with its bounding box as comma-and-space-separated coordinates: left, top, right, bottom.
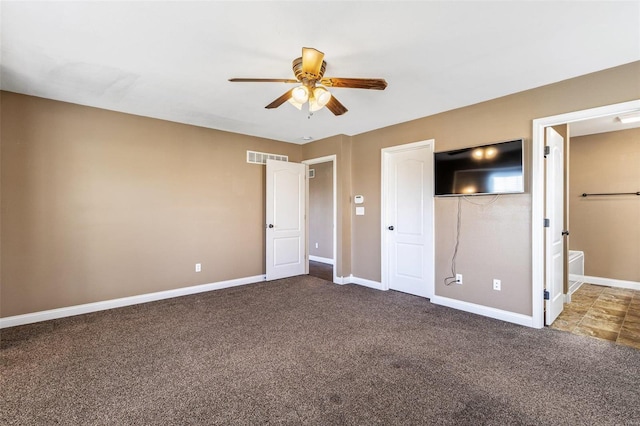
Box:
434, 139, 524, 196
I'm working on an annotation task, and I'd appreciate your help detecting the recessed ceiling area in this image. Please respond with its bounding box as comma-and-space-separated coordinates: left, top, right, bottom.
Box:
571, 112, 640, 137
1, 1, 639, 143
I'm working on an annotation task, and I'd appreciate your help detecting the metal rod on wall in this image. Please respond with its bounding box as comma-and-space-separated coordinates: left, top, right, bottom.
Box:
581, 191, 640, 197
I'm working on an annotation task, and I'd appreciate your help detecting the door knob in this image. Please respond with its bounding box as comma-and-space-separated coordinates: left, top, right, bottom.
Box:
561, 230, 569, 236
268, 224, 274, 228
388, 226, 394, 231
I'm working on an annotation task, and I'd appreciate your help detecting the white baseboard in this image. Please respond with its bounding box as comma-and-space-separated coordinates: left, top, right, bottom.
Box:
568, 279, 583, 295
334, 276, 348, 285
0, 274, 266, 329
569, 274, 640, 291
340, 277, 534, 327
309, 255, 334, 265
431, 295, 535, 328
565, 279, 583, 303
342, 277, 532, 327
345, 275, 385, 291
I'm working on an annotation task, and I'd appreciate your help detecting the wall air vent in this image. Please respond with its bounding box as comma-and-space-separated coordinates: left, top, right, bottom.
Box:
246, 151, 288, 165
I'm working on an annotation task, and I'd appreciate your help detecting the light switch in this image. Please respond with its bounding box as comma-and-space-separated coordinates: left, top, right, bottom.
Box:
356, 207, 365, 216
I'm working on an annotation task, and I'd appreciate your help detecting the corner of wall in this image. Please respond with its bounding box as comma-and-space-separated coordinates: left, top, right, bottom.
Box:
339, 135, 353, 278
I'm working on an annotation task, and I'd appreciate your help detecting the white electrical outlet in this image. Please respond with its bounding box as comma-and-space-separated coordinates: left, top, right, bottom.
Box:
195, 263, 202, 272
493, 279, 501, 291
315, 243, 319, 249
456, 274, 463, 285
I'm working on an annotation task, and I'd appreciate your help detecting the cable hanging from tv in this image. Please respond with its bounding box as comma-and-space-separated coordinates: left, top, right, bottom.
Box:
581, 191, 640, 197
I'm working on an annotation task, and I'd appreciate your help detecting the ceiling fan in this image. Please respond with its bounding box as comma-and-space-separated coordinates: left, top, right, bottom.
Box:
229, 47, 387, 116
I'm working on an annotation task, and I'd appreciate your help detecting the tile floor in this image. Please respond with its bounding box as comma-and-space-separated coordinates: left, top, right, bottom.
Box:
551, 283, 640, 350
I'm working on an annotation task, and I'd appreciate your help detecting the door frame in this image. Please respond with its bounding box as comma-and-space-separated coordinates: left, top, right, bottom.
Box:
381, 139, 435, 296
302, 155, 338, 284
531, 99, 640, 328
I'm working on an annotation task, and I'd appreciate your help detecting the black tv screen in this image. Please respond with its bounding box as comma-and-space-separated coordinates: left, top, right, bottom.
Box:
434, 139, 524, 196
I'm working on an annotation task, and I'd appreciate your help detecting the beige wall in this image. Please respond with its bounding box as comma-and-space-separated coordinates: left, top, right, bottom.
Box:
1, 92, 301, 317
569, 127, 640, 282
2, 61, 639, 320
349, 61, 640, 316
309, 161, 333, 260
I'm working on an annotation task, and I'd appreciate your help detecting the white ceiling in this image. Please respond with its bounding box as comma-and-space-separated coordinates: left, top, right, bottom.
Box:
570, 113, 640, 137
2, 1, 639, 144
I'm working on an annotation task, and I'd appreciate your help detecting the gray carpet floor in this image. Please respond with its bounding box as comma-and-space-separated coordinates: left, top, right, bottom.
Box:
2, 275, 639, 425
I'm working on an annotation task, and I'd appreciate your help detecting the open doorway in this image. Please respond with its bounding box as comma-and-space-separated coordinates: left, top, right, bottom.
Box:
532, 99, 640, 329
549, 113, 640, 349
303, 155, 337, 283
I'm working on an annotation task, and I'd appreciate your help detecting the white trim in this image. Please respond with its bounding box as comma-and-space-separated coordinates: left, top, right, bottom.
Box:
334, 276, 348, 285
431, 295, 534, 328
381, 139, 435, 298
0, 275, 266, 329
347, 275, 385, 291
303, 155, 338, 284
564, 280, 582, 304
531, 100, 640, 329
570, 274, 640, 291
309, 255, 334, 265
568, 279, 583, 296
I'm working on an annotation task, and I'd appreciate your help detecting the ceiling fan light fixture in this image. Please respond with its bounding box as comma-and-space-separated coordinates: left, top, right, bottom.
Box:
309, 97, 322, 113
292, 85, 309, 104
313, 86, 332, 108
230, 47, 386, 116
287, 97, 304, 110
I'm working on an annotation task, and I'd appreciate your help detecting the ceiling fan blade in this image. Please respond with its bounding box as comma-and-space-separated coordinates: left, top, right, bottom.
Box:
229, 78, 298, 83
265, 89, 294, 109
325, 95, 348, 116
320, 77, 388, 90
302, 47, 325, 76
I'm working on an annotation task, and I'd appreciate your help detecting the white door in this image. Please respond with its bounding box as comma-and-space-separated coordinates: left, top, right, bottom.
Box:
382, 141, 434, 298
545, 127, 565, 325
266, 159, 308, 280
